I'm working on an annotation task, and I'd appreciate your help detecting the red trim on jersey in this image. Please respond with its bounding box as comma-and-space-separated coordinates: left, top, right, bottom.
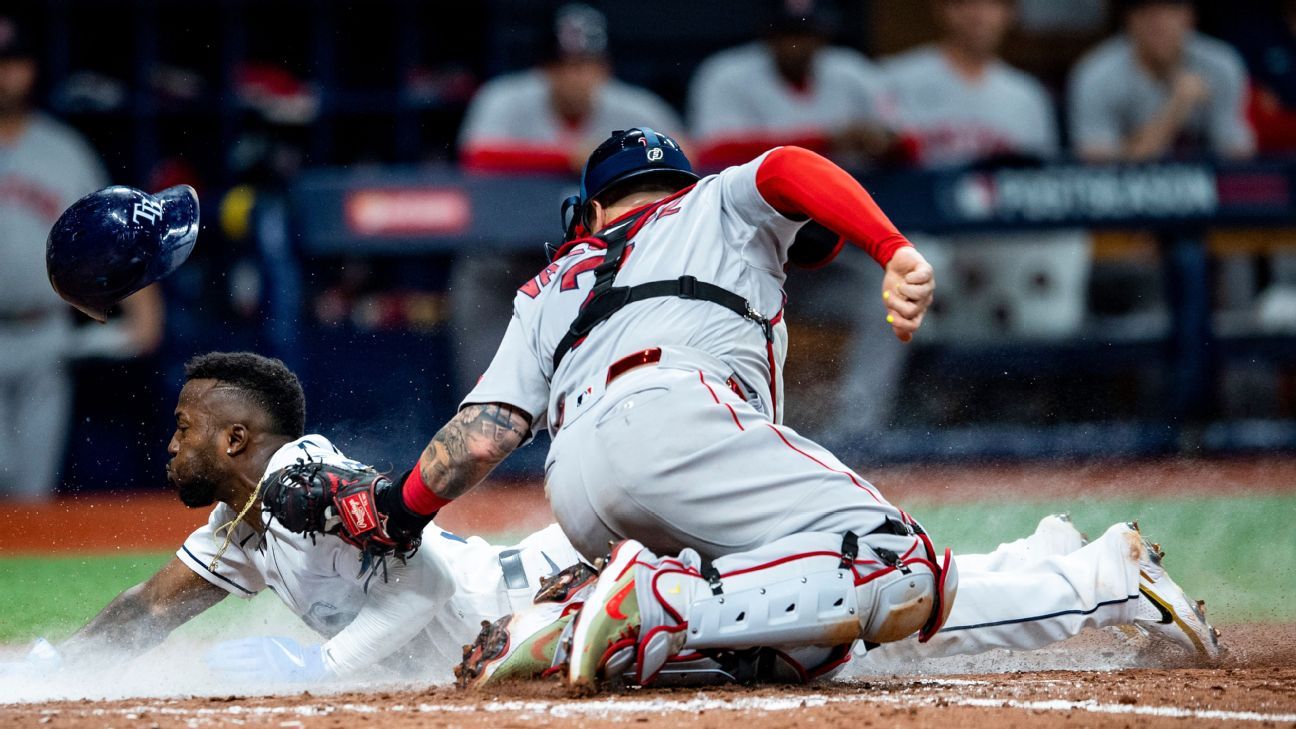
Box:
547, 184, 698, 261
754, 146, 912, 267
765, 298, 785, 419
695, 131, 832, 170
697, 370, 744, 431
401, 467, 453, 516
717, 551, 847, 580
624, 184, 697, 239
548, 235, 607, 263
460, 141, 573, 174
764, 424, 884, 504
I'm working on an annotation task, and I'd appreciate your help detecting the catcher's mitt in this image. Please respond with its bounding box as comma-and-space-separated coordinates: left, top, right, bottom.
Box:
261, 461, 421, 556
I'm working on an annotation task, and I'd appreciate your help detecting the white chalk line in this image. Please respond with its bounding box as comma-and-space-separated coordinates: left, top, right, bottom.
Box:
25, 683, 1296, 725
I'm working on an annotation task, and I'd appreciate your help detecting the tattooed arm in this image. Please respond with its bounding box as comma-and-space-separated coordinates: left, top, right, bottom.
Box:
414, 402, 532, 500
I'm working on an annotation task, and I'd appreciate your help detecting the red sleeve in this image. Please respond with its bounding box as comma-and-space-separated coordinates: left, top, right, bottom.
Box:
754, 146, 911, 267
696, 132, 832, 171
460, 141, 574, 174
1248, 83, 1296, 155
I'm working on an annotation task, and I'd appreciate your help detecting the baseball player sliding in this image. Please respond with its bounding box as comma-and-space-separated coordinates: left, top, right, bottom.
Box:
42, 351, 588, 684
258, 129, 1220, 688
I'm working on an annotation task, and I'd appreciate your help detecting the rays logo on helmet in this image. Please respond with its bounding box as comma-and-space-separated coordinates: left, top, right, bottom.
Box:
132, 199, 165, 225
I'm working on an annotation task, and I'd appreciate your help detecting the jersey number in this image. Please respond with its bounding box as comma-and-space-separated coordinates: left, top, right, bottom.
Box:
518, 243, 635, 299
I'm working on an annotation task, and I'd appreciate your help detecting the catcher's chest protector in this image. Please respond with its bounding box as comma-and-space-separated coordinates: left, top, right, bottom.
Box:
551, 204, 774, 372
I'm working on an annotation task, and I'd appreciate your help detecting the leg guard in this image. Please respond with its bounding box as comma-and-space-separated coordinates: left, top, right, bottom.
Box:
633, 529, 958, 683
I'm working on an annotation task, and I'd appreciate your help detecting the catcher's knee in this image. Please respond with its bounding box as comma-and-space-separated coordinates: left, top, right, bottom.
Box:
855, 531, 959, 644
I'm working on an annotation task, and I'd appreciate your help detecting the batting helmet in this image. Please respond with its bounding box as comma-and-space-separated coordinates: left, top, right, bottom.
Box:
554, 127, 698, 256
46, 185, 199, 322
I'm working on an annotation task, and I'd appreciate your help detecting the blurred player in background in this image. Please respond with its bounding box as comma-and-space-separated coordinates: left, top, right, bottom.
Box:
452, 2, 685, 396
458, 3, 682, 174
53, 352, 586, 684
883, 0, 1057, 166
833, 0, 1084, 434
0, 16, 162, 502
687, 0, 899, 170
1069, 0, 1255, 162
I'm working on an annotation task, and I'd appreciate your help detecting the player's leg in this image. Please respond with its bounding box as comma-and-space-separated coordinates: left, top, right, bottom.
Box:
567, 529, 952, 686
953, 513, 1088, 573
546, 364, 928, 561
547, 363, 956, 684
0, 372, 12, 495
862, 521, 1220, 663
8, 360, 70, 502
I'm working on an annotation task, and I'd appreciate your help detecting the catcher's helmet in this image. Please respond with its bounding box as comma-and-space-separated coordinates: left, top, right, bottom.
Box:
554, 127, 698, 256
46, 185, 199, 322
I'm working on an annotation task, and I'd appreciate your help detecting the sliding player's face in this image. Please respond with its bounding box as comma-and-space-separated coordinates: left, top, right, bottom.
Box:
166, 380, 228, 508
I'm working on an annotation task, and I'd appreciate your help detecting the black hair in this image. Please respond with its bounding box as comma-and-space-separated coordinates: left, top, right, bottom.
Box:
183, 352, 306, 438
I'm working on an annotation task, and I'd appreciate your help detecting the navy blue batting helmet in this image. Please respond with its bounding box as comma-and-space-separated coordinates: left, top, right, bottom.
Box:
46, 185, 199, 322
554, 127, 698, 255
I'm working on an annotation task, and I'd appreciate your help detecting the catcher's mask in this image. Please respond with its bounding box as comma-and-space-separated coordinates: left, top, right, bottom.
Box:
550, 127, 698, 260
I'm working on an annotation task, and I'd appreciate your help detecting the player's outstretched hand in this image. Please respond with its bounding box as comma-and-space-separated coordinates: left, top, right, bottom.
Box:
261, 462, 421, 557
881, 246, 935, 343
0, 638, 62, 678
204, 636, 329, 683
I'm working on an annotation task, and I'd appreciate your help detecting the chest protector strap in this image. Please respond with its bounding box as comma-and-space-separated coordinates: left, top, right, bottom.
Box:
551, 207, 774, 372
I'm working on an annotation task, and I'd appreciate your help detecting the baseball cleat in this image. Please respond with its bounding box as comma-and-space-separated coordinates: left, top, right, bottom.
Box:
1129, 523, 1222, 661
455, 611, 574, 689
567, 539, 644, 688
535, 561, 600, 604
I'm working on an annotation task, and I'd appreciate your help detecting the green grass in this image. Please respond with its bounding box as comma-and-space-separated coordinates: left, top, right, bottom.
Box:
905, 493, 1296, 625
0, 493, 1292, 644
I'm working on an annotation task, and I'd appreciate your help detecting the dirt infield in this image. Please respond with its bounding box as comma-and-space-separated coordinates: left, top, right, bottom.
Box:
4, 456, 1293, 553
3, 625, 1294, 728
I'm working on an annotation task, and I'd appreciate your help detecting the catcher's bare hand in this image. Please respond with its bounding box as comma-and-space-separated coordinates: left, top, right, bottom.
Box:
261, 461, 419, 556
881, 246, 935, 343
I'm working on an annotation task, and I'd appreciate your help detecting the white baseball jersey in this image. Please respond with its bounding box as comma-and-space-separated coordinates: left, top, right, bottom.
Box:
881, 45, 1059, 167
462, 152, 804, 433
458, 69, 684, 152
178, 435, 581, 676
688, 42, 888, 140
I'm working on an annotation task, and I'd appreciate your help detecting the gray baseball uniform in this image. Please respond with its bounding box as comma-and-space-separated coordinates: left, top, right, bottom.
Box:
881, 45, 1059, 167
1068, 33, 1255, 158
463, 152, 1146, 660
0, 112, 107, 501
